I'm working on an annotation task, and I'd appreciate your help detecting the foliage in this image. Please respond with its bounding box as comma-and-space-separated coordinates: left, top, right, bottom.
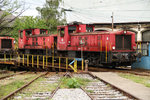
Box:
11, 16, 50, 42
0, 0, 24, 33
60, 77, 91, 88
0, 81, 25, 98
13, 16, 49, 31
36, 0, 66, 32
67, 78, 80, 88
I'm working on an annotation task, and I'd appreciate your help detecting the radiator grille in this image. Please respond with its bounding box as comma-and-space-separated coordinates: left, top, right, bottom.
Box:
1, 39, 12, 49
116, 35, 131, 50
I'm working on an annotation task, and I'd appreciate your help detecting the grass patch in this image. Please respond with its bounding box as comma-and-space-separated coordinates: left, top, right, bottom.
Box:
24, 77, 58, 93
0, 74, 37, 99
86, 90, 94, 93
0, 81, 25, 98
60, 77, 91, 88
118, 73, 150, 88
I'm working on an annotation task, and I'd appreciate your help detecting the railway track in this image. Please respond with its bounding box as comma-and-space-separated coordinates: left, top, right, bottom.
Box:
1, 72, 140, 100
0, 70, 7, 74
0, 71, 26, 80
50, 72, 139, 100
2, 72, 65, 100
73, 72, 139, 100
0, 72, 45, 100
14, 72, 64, 100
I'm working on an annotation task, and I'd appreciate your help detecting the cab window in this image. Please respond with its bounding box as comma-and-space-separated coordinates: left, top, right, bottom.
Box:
86, 26, 93, 32
40, 29, 46, 34
20, 31, 23, 39
59, 28, 65, 37
68, 26, 76, 34
26, 30, 32, 36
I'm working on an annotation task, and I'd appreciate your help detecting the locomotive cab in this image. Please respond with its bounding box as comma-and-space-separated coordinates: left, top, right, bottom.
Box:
0, 36, 14, 54
57, 24, 94, 50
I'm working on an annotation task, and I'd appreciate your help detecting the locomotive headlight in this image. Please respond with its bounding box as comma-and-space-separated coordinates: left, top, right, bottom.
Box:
112, 46, 115, 50
14, 40, 16, 44
124, 31, 127, 34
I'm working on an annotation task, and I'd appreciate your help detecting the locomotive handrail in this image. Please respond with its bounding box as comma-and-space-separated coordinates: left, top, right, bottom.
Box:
106, 42, 107, 63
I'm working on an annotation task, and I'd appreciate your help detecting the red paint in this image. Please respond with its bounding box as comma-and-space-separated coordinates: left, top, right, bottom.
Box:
0, 36, 14, 50
57, 24, 136, 52
18, 29, 56, 50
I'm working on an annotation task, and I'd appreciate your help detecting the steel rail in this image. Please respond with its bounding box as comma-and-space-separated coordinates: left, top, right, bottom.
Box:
0, 72, 48, 100
49, 72, 71, 99
0, 70, 7, 74
69, 72, 93, 100
0, 71, 27, 80
49, 72, 93, 100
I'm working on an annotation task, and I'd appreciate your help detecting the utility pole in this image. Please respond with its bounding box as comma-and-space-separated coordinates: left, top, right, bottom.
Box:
111, 12, 114, 31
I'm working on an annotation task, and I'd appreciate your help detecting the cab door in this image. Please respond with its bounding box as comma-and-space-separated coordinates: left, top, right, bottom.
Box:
57, 27, 68, 50
18, 30, 25, 49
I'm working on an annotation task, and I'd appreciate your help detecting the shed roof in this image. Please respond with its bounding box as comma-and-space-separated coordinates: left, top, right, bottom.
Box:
63, 0, 150, 23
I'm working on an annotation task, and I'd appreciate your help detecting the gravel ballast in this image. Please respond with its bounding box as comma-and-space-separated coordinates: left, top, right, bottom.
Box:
52, 88, 91, 100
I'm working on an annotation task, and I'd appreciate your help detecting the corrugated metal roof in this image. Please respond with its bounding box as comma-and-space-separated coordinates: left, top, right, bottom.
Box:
63, 0, 150, 23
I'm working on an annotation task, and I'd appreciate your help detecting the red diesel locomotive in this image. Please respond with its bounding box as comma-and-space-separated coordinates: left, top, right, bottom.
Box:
18, 23, 136, 67
18, 28, 57, 54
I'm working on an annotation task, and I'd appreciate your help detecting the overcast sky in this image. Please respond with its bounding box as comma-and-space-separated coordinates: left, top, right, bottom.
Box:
19, 0, 150, 23
19, 0, 45, 17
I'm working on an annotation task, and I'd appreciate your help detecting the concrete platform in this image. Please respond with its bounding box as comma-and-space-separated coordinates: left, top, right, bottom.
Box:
92, 72, 150, 100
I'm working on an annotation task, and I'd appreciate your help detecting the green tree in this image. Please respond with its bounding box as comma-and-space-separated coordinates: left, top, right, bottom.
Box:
36, 0, 66, 32
0, 0, 25, 34
13, 16, 49, 30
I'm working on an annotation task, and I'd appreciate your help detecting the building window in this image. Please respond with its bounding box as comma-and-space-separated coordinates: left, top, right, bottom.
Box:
136, 42, 149, 56
142, 43, 148, 56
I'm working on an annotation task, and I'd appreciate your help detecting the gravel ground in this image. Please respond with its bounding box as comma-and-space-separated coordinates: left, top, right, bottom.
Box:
73, 74, 93, 80
52, 88, 91, 100
0, 73, 36, 86
73, 73, 132, 100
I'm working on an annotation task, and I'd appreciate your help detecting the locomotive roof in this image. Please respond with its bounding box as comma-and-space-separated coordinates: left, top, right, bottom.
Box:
70, 31, 110, 35
57, 24, 94, 28
0, 34, 11, 37
26, 34, 57, 37
19, 28, 48, 31
70, 30, 135, 36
